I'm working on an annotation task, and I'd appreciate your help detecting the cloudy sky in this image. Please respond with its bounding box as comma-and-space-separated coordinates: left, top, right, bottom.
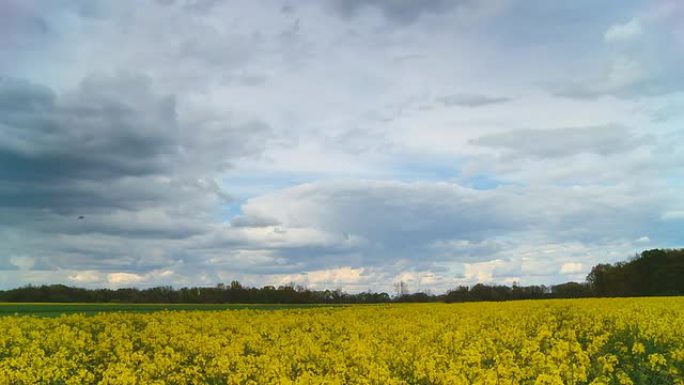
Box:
1, 0, 682, 292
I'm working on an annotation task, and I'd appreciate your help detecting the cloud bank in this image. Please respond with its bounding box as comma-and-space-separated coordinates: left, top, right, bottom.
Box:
0, 0, 682, 292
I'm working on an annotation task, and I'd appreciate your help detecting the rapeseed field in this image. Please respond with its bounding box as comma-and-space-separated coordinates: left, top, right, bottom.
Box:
0, 298, 682, 384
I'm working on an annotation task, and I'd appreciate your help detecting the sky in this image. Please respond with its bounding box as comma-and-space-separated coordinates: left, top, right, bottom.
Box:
1, 0, 682, 293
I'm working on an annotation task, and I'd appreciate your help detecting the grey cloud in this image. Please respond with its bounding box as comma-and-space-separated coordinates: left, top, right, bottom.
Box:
0, 75, 179, 184
329, 0, 459, 24
183, 0, 224, 13
0, 78, 54, 109
472, 125, 645, 158
0, 74, 266, 213
230, 214, 281, 228
430, 239, 508, 262
551, 14, 684, 100
0, 73, 271, 277
260, 181, 521, 246
228, 179, 669, 275
647, 105, 684, 123
438, 94, 511, 107
551, 76, 684, 100
0, 176, 672, 288
491, 260, 522, 278
14, 1, 275, 94
281, 3, 295, 14
155, 0, 223, 12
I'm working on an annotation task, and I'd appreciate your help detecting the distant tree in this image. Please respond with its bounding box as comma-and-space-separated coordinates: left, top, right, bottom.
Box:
445, 286, 470, 303
0, 248, 679, 304
551, 282, 592, 298
586, 249, 684, 297
586, 263, 613, 296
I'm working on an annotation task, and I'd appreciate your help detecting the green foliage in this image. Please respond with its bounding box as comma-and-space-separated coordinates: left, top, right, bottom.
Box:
586, 249, 684, 297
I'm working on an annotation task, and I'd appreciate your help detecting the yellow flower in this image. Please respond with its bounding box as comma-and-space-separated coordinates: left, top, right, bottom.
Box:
0, 298, 681, 384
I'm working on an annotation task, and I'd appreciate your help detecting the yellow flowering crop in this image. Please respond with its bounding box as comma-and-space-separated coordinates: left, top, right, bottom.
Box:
0, 298, 682, 384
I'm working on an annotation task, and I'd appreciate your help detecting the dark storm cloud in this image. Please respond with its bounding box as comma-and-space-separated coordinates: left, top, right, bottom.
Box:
0, 72, 273, 279
0, 74, 267, 215
0, 76, 177, 183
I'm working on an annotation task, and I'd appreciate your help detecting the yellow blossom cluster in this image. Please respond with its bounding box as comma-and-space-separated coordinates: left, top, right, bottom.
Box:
0, 298, 682, 384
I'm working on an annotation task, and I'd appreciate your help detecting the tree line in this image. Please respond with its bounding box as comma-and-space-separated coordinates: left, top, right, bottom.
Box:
0, 248, 681, 304
586, 248, 684, 297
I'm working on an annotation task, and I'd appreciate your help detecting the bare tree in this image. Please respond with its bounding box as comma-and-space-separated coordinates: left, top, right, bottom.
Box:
394, 280, 409, 297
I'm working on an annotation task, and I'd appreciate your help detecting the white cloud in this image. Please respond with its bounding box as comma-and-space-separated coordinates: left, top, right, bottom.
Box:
107, 272, 145, 285
464, 260, 506, 283
604, 19, 642, 43
606, 56, 645, 89
69, 270, 102, 283
215, 178, 672, 289
554, 10, 684, 99
661, 210, 684, 220
635, 236, 651, 243
274, 267, 365, 288
9, 255, 35, 271
560, 262, 584, 274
